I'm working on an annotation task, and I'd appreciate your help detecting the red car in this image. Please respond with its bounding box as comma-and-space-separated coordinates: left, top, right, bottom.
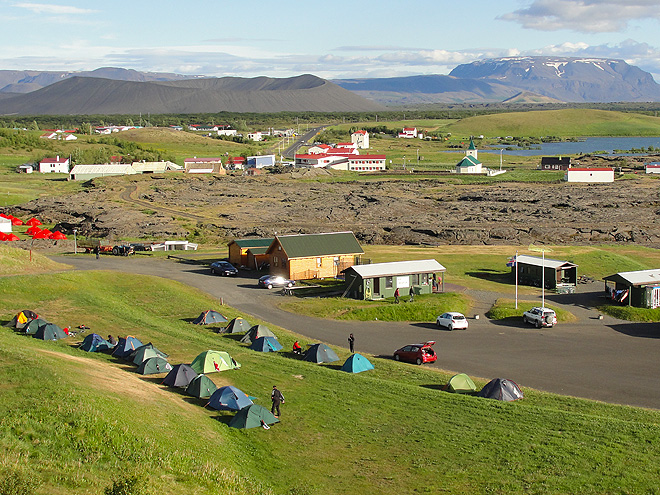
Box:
393, 341, 437, 365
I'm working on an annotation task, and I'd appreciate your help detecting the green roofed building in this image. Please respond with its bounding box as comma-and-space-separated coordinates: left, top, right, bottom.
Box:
266, 231, 363, 281
227, 238, 274, 268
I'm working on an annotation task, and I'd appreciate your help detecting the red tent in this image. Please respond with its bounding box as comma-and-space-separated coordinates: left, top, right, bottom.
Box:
26, 226, 41, 235
0, 214, 9, 219
49, 231, 67, 240
32, 230, 51, 239
4, 233, 19, 241
0, 232, 7, 241
9, 217, 23, 226
26, 218, 42, 226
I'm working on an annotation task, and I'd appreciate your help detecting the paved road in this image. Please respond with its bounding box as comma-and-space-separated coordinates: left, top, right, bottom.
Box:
52, 254, 660, 409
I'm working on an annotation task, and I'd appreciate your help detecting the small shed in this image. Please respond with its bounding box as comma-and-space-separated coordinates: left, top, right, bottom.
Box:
227, 238, 274, 268
513, 254, 578, 293
565, 167, 614, 183
603, 269, 660, 308
343, 259, 446, 300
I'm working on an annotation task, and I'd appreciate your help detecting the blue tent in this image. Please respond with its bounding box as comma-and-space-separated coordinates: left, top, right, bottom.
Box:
111, 336, 144, 359
249, 336, 283, 353
340, 353, 374, 373
206, 385, 253, 411
303, 343, 339, 364
80, 333, 114, 352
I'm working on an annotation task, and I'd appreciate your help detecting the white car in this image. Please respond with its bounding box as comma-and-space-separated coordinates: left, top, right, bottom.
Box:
436, 312, 468, 331
522, 307, 557, 328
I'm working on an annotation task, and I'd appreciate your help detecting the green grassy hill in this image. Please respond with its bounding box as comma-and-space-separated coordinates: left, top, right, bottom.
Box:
445, 108, 660, 137
3, 266, 660, 494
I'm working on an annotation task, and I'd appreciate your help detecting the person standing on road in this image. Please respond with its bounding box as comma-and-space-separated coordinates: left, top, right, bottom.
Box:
409, 286, 415, 303
348, 333, 355, 353
95, 246, 100, 260
394, 288, 400, 304
271, 385, 285, 417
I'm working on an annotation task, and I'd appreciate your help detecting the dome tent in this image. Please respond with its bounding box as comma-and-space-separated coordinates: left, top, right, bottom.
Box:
228, 404, 279, 429
223, 317, 251, 334
130, 343, 168, 366
303, 343, 339, 364
80, 333, 114, 352
478, 378, 523, 401
239, 324, 276, 345
193, 310, 228, 325
185, 374, 218, 399
24, 318, 49, 335
206, 385, 253, 411
33, 322, 67, 341
162, 364, 198, 388
137, 356, 172, 375
5, 310, 38, 330
249, 336, 283, 353
340, 353, 374, 373
190, 350, 240, 374
112, 336, 144, 359
446, 373, 477, 394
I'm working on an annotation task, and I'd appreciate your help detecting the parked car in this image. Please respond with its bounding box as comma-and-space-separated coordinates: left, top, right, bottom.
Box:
258, 275, 295, 289
522, 307, 557, 328
393, 341, 437, 365
210, 260, 239, 276
436, 312, 468, 330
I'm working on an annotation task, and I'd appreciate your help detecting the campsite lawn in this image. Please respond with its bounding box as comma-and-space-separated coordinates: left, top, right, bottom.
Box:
278, 292, 470, 321
486, 298, 577, 323
3, 260, 660, 493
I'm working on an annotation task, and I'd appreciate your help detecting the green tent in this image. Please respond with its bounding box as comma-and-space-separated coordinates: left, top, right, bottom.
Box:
190, 350, 241, 374
24, 317, 49, 335
223, 317, 251, 334
137, 356, 172, 375
228, 404, 280, 429
447, 373, 477, 394
185, 374, 218, 399
33, 322, 67, 341
131, 343, 168, 366
240, 324, 276, 345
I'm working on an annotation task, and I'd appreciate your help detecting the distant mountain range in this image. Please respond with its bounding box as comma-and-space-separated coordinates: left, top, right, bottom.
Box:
0, 73, 384, 115
1, 57, 659, 115
334, 57, 660, 105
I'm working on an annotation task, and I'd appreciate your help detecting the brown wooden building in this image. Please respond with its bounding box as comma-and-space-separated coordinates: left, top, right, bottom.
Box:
227, 238, 274, 268
267, 232, 363, 280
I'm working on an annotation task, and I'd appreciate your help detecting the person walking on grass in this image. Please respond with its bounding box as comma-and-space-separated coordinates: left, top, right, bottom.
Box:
348, 333, 355, 353
394, 288, 400, 304
271, 385, 285, 417
409, 286, 415, 303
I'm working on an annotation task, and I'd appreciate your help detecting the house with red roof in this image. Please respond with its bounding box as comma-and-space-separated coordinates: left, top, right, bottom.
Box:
351, 130, 369, 149
398, 127, 418, 139
39, 156, 70, 174
645, 163, 660, 174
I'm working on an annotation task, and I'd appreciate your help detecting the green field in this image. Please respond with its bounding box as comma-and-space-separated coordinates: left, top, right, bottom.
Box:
4, 249, 660, 494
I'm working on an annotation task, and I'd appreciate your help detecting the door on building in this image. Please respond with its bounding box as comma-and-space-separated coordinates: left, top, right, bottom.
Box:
373, 277, 380, 296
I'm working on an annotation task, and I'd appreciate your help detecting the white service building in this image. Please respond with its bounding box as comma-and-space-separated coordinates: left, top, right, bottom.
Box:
565, 167, 614, 183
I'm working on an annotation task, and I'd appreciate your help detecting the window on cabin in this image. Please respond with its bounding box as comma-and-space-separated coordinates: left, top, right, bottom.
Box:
386, 277, 393, 288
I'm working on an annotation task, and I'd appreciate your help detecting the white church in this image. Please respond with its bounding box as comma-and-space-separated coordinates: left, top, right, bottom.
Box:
455, 138, 483, 174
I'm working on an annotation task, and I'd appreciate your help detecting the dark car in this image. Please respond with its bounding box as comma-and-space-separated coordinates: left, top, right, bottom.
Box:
258, 275, 295, 289
210, 260, 239, 276
393, 341, 437, 365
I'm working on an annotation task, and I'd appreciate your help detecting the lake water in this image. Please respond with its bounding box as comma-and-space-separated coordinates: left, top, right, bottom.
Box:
483, 136, 660, 156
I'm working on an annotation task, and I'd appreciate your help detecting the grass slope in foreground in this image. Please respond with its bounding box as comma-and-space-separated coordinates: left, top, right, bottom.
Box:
3, 271, 660, 494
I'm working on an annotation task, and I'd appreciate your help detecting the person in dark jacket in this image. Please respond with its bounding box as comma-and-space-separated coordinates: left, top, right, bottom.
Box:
348, 333, 355, 353
271, 385, 285, 417
394, 288, 400, 304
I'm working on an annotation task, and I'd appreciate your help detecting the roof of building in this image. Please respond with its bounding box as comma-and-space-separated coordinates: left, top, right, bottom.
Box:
603, 269, 660, 287
247, 246, 269, 255
646, 163, 660, 168
567, 167, 614, 172
347, 259, 446, 278
184, 157, 222, 163
69, 164, 137, 175
352, 130, 367, 134
541, 156, 571, 165
40, 157, 69, 164
468, 138, 476, 150
456, 156, 482, 167
515, 254, 578, 270
270, 232, 363, 259
229, 238, 274, 249
349, 155, 386, 160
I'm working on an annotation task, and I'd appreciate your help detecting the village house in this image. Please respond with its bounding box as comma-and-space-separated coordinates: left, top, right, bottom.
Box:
184, 157, 225, 174
217, 129, 237, 137
226, 157, 246, 170
351, 130, 369, 149
540, 156, 572, 171
604, 269, 660, 308
307, 144, 332, 154
398, 127, 418, 139
645, 163, 660, 174
295, 153, 348, 168
227, 238, 274, 268
266, 232, 364, 281
246, 155, 276, 169
41, 130, 77, 141
39, 156, 70, 173
69, 164, 137, 181
565, 167, 614, 183
336, 142, 357, 151
246, 131, 263, 141
343, 259, 446, 300
513, 254, 578, 293
329, 155, 387, 172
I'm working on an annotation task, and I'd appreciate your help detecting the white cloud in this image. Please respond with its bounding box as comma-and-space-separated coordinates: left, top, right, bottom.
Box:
500, 0, 660, 33
13, 2, 96, 15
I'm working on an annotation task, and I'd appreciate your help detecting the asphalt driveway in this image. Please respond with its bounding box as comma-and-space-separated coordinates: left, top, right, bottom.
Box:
51, 254, 660, 410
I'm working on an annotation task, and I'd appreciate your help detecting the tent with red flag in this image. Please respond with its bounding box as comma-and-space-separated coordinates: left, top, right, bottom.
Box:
26, 218, 41, 226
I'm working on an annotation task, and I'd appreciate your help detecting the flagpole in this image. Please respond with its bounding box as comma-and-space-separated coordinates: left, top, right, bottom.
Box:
515, 250, 518, 309
542, 250, 545, 308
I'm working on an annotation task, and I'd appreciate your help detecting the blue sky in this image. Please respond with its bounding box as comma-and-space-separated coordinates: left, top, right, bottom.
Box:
2, 0, 660, 80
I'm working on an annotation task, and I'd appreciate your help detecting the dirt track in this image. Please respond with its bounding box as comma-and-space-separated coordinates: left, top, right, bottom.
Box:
10, 171, 660, 248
